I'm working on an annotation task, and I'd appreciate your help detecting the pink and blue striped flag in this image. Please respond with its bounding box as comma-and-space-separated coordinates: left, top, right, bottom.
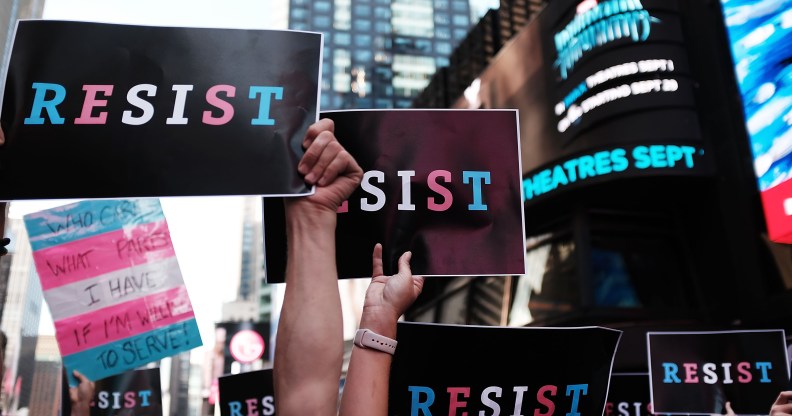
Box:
24, 198, 202, 386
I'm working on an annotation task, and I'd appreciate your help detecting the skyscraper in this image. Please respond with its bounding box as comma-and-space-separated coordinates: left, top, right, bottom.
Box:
0, 217, 43, 414
28, 335, 61, 416
289, 0, 474, 109
1, 0, 44, 82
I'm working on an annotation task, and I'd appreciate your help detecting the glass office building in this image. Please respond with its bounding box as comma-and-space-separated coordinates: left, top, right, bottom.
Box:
289, 0, 473, 109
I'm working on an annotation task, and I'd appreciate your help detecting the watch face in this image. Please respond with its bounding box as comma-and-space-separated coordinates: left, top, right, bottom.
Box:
229, 330, 265, 363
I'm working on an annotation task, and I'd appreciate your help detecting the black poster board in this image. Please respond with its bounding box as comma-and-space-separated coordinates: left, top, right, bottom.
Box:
0, 20, 321, 199
61, 367, 163, 416
264, 109, 526, 281
388, 322, 621, 416
218, 369, 275, 416
648, 330, 790, 414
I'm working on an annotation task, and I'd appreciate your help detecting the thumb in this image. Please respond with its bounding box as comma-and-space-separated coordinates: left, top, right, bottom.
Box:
725, 401, 734, 416
397, 251, 412, 276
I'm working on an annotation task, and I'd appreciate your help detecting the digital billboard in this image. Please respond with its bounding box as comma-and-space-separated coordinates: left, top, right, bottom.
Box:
467, 0, 714, 205
721, 0, 792, 243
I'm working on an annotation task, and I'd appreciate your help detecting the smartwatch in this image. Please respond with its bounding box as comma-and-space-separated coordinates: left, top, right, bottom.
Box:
354, 329, 397, 355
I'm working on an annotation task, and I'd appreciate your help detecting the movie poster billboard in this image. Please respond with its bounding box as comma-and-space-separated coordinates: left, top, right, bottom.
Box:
647, 330, 790, 414
388, 322, 621, 416
264, 109, 526, 281
0, 20, 321, 200
720, 0, 792, 243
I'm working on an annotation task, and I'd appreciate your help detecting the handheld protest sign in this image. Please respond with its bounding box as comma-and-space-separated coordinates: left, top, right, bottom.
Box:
61, 368, 163, 416
24, 199, 202, 386
647, 330, 790, 414
263, 109, 526, 281
388, 322, 621, 416
0, 20, 321, 200
218, 369, 275, 416
606, 374, 656, 416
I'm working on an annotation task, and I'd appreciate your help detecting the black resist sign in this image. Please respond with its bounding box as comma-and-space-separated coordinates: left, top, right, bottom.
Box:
606, 374, 656, 416
389, 322, 622, 416
264, 109, 526, 281
648, 330, 790, 414
0, 20, 321, 199
61, 368, 163, 416
219, 369, 275, 416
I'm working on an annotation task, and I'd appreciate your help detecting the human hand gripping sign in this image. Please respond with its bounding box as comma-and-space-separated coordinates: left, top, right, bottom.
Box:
286, 118, 363, 217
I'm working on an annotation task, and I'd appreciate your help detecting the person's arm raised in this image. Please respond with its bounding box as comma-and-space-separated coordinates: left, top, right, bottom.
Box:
339, 243, 424, 416
273, 119, 363, 416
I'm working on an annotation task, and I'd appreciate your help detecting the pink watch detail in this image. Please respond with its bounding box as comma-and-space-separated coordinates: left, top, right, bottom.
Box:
354, 328, 397, 355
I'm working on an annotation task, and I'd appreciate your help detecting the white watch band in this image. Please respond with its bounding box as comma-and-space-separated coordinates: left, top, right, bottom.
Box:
354, 329, 397, 355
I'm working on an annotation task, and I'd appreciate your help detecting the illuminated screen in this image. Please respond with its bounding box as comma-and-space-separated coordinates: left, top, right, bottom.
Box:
471, 0, 714, 206
721, 0, 792, 242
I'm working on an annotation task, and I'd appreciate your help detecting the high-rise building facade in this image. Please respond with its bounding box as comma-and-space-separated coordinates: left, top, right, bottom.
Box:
0, 217, 43, 414
414, 0, 548, 108
1, 0, 44, 82
28, 335, 60, 416
289, 0, 473, 110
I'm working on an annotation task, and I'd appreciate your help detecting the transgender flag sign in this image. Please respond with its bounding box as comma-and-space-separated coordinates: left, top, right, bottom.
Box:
24, 199, 202, 386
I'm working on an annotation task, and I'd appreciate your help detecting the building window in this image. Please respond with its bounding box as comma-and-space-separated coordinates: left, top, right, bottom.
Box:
435, 0, 449, 7
436, 57, 449, 67
292, 8, 308, 19
315, 1, 331, 12
353, 19, 372, 31
355, 97, 373, 108
334, 0, 351, 30
355, 34, 372, 48
333, 49, 351, 93
435, 12, 450, 25
354, 4, 371, 16
375, 21, 392, 33
395, 99, 413, 108
292, 22, 309, 31
374, 6, 391, 19
374, 36, 392, 49
435, 41, 451, 54
392, 54, 435, 98
393, 0, 434, 37
375, 98, 393, 108
436, 26, 451, 39
335, 32, 351, 45
452, 14, 468, 26
452, 0, 467, 12
354, 50, 373, 62
313, 15, 331, 27
453, 28, 468, 39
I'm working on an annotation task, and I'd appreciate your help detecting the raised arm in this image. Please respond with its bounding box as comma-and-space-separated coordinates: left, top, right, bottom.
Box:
339, 243, 424, 416
273, 119, 363, 416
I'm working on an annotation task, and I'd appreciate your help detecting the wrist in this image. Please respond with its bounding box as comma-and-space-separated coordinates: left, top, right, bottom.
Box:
285, 201, 337, 230
359, 307, 399, 339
